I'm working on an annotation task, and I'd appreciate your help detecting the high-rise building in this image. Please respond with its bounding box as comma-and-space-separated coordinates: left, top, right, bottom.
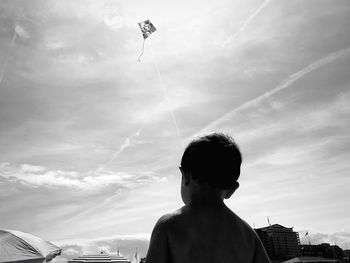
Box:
255, 224, 301, 260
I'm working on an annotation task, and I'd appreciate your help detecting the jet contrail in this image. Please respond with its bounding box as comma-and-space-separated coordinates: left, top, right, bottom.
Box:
222, 0, 273, 47
193, 46, 350, 136
0, 8, 25, 87
97, 123, 145, 171
0, 29, 18, 86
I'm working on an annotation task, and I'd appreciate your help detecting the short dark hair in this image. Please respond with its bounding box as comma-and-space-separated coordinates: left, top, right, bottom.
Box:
180, 133, 242, 189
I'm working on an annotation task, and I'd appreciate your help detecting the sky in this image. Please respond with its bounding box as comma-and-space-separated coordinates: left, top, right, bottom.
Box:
0, 0, 350, 261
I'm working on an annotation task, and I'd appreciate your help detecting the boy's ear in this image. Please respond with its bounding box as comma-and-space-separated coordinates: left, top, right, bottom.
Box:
179, 167, 191, 186
224, 182, 239, 199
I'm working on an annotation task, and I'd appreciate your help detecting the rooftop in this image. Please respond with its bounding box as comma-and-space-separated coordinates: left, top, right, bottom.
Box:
68, 254, 131, 263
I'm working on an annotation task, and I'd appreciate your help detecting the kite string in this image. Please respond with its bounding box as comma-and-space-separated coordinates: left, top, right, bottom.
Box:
148, 40, 184, 148
138, 38, 145, 62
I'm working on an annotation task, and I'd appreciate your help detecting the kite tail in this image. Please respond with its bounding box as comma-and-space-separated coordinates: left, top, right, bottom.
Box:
138, 39, 145, 62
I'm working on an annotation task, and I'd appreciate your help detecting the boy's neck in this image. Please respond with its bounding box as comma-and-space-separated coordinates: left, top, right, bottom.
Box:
188, 188, 226, 207
189, 197, 225, 207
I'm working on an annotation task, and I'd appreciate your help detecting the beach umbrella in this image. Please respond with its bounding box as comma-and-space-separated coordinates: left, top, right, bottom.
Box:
0, 229, 61, 263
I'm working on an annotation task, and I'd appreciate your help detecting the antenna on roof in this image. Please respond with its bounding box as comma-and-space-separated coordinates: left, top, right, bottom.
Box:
267, 216, 271, 226
305, 231, 311, 245
135, 247, 138, 263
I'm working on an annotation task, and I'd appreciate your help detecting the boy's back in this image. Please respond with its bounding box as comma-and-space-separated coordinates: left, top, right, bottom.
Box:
147, 202, 270, 263
146, 133, 270, 263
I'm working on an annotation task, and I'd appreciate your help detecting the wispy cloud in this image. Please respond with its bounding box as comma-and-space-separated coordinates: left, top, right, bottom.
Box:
20, 164, 46, 172
1, 0, 349, 244
195, 46, 350, 136
99, 126, 144, 169
0, 22, 18, 87
14, 23, 30, 39
0, 162, 164, 190
222, 0, 272, 47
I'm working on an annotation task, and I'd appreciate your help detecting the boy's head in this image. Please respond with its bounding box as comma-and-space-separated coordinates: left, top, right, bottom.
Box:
180, 133, 242, 190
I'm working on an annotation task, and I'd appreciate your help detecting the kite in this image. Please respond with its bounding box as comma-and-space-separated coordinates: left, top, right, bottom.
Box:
136, 20, 184, 147
138, 20, 157, 61
138, 20, 156, 39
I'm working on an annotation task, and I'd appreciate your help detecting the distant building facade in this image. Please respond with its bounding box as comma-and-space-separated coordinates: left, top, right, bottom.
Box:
283, 256, 337, 263
68, 254, 131, 263
255, 224, 301, 260
300, 244, 324, 257
300, 243, 344, 260
343, 249, 350, 258
343, 250, 350, 263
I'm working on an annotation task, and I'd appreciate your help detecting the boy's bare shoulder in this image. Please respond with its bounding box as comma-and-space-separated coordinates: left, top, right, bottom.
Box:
156, 205, 257, 239
154, 207, 186, 226
152, 207, 191, 236
146, 210, 186, 262
149, 208, 186, 244
226, 208, 259, 238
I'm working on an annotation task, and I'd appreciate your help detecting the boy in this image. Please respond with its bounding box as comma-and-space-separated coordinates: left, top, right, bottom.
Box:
146, 133, 270, 263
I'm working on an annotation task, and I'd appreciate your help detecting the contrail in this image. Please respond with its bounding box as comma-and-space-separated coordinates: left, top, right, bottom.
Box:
222, 0, 272, 47
96, 36, 187, 171
97, 123, 145, 171
194, 46, 350, 136
0, 27, 18, 86
0, 8, 24, 87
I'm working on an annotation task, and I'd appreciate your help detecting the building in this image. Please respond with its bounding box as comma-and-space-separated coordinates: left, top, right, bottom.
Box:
68, 254, 131, 263
343, 250, 350, 263
300, 244, 343, 259
283, 256, 337, 263
255, 224, 301, 260
343, 249, 350, 258
300, 244, 324, 257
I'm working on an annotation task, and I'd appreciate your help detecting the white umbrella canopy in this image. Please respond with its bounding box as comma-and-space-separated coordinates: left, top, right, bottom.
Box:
0, 229, 61, 263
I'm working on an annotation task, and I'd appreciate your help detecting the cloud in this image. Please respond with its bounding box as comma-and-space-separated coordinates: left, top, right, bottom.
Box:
52, 234, 150, 263
0, 163, 165, 190
95, 2, 125, 31
56, 233, 151, 246
20, 164, 45, 172
240, 89, 350, 166
46, 40, 65, 51
99, 127, 144, 169
194, 45, 350, 136
0, 21, 18, 87
1, 0, 349, 246
300, 232, 350, 249
222, 0, 273, 46
14, 23, 30, 39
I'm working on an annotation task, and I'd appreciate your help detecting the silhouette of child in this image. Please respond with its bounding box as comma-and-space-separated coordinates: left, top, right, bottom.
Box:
146, 133, 270, 263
